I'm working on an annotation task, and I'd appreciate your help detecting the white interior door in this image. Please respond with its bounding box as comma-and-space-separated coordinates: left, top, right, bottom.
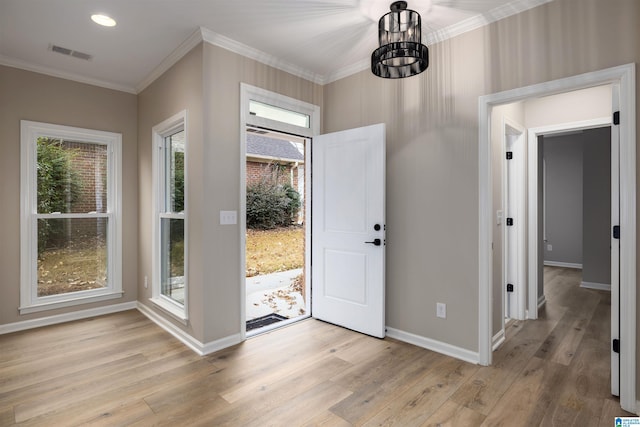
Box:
504, 124, 526, 322
611, 85, 620, 396
312, 123, 386, 338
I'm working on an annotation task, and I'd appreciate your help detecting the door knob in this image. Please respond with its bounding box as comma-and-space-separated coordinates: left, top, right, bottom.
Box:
365, 238, 382, 246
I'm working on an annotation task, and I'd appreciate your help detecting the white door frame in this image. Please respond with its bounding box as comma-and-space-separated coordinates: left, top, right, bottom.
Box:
526, 116, 612, 319
502, 118, 527, 322
478, 64, 636, 413
239, 83, 320, 339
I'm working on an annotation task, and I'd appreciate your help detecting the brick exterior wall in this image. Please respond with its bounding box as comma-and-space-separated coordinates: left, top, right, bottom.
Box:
64, 141, 108, 213
246, 161, 298, 187
45, 141, 108, 249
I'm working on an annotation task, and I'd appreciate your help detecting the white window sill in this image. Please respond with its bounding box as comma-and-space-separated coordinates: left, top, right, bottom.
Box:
150, 297, 188, 325
19, 291, 124, 315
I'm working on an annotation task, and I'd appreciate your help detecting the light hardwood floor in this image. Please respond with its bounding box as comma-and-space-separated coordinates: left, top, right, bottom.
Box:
0, 267, 634, 426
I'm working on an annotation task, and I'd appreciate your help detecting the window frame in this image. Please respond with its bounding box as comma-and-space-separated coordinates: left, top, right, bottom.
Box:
20, 120, 123, 314
151, 111, 188, 323
241, 84, 319, 138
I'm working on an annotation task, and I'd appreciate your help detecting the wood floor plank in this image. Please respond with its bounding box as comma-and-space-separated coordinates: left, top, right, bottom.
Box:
0, 266, 626, 426
13, 350, 208, 425
243, 381, 352, 427
301, 411, 352, 427
599, 398, 636, 426
130, 395, 231, 427
0, 407, 14, 426
0, 328, 172, 395
219, 330, 355, 404
538, 337, 612, 426
361, 357, 478, 426
196, 356, 353, 426
77, 399, 156, 427
479, 357, 568, 427
449, 313, 560, 415
421, 400, 486, 427
329, 345, 444, 424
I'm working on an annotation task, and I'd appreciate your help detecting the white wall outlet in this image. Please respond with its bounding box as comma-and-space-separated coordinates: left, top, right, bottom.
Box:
220, 210, 237, 225
496, 210, 503, 225
437, 302, 446, 319
547, 244, 552, 251
144, 276, 148, 289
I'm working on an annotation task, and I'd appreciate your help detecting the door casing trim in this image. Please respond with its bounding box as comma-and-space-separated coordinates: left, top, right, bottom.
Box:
478, 63, 636, 413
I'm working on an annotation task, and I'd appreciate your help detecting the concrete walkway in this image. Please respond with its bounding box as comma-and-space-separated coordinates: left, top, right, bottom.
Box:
246, 268, 306, 320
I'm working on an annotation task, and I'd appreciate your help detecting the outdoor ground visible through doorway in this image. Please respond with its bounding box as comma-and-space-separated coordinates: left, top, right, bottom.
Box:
246, 227, 306, 326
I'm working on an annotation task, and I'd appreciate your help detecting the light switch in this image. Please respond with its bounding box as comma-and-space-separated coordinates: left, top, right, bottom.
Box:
220, 210, 237, 225
496, 210, 503, 225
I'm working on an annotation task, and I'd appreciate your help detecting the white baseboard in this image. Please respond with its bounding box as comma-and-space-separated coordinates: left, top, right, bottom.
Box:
580, 281, 611, 291
544, 261, 582, 269
136, 302, 242, 356
0, 301, 137, 335
538, 294, 546, 309
386, 327, 479, 365
492, 329, 505, 351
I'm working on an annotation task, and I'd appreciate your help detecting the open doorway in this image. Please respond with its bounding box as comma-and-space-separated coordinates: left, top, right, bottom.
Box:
239, 83, 319, 338
479, 63, 636, 413
244, 128, 310, 334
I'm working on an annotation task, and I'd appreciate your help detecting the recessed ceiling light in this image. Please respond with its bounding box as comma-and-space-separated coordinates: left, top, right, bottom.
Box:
91, 14, 116, 27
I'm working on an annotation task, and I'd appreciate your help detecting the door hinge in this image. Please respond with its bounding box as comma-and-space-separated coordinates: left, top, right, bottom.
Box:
506, 151, 513, 160
506, 218, 514, 226
506, 284, 514, 292
613, 225, 620, 239
613, 338, 620, 354
613, 111, 620, 125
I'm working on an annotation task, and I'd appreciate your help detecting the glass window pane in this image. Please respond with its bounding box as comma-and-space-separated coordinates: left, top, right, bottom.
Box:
160, 218, 184, 304
163, 131, 185, 213
249, 100, 310, 128
37, 217, 107, 296
37, 138, 108, 214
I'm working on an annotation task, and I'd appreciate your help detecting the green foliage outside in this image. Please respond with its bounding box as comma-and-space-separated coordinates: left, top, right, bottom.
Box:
170, 150, 185, 276
172, 151, 185, 212
36, 138, 82, 251
246, 163, 301, 230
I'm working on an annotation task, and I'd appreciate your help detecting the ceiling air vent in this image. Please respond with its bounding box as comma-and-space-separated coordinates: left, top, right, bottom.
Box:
50, 44, 92, 61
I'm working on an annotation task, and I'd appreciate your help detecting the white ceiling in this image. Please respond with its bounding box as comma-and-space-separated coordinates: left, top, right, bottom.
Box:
0, 0, 550, 93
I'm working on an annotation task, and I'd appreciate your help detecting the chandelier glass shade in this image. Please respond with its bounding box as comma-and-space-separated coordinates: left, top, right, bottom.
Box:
371, 1, 429, 78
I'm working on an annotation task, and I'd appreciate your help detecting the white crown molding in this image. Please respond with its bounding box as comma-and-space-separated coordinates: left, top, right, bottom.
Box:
0, 54, 137, 94
324, 58, 371, 85
0, 301, 137, 335
135, 27, 205, 94
425, 0, 552, 45
199, 27, 326, 85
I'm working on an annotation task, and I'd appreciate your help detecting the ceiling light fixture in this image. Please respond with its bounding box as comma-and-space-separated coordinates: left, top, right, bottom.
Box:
371, 1, 429, 78
91, 14, 117, 27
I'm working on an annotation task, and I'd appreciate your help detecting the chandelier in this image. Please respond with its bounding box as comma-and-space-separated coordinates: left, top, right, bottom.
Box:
371, 1, 429, 78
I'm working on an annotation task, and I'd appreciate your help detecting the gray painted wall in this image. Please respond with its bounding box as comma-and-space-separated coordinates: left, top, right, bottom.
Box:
543, 128, 611, 285
582, 127, 611, 285
543, 134, 584, 265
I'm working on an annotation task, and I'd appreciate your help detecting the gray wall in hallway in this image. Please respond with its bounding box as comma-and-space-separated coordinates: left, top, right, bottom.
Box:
582, 127, 611, 285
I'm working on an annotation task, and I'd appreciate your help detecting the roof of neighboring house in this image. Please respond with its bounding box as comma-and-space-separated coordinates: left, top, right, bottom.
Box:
247, 133, 304, 162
